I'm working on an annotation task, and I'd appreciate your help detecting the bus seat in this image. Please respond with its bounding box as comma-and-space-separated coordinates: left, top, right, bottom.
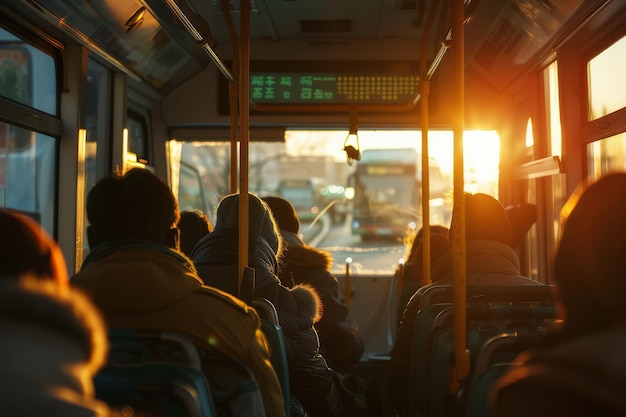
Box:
423, 302, 559, 417
101, 328, 266, 417
464, 325, 556, 417
95, 361, 216, 417
406, 286, 557, 417
96, 329, 215, 417
260, 320, 291, 417
253, 298, 290, 417
416, 285, 557, 310
465, 363, 512, 417
407, 303, 453, 417
252, 297, 280, 324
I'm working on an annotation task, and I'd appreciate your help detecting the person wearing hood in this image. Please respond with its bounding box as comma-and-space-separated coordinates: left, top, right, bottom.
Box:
430, 193, 540, 286
71, 168, 285, 417
193, 192, 377, 417
386, 193, 540, 414
0, 210, 111, 417
262, 195, 364, 370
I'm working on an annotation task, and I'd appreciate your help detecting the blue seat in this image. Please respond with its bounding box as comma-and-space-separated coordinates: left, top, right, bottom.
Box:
95, 361, 215, 417
98, 329, 267, 417
408, 303, 453, 417
423, 302, 559, 417
406, 287, 559, 417
95, 329, 216, 417
253, 298, 291, 417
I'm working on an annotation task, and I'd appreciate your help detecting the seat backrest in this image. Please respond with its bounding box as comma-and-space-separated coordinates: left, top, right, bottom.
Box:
260, 320, 290, 417
96, 329, 216, 417
95, 361, 215, 417
423, 302, 560, 417
252, 297, 280, 324
102, 328, 266, 417
201, 354, 266, 417
417, 285, 557, 310
408, 303, 453, 416
464, 323, 557, 417
253, 298, 290, 417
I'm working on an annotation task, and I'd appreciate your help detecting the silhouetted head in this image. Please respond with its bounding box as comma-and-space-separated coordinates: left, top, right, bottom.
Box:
555, 173, 626, 335
86, 168, 179, 248
450, 193, 512, 245
406, 225, 449, 264
0, 277, 109, 414
215, 192, 283, 257
0, 210, 68, 285
178, 209, 213, 257
262, 196, 301, 234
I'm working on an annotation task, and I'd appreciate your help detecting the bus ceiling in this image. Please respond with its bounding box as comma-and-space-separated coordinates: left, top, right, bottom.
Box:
6, 0, 597, 101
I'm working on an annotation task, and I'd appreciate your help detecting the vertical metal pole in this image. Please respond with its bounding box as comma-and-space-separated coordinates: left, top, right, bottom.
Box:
450, 0, 470, 394
419, 0, 441, 286
238, 0, 250, 294
345, 257, 352, 310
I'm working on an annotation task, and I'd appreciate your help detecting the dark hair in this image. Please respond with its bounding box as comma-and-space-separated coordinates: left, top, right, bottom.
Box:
0, 210, 68, 284
178, 209, 212, 257
86, 168, 179, 246
262, 196, 301, 234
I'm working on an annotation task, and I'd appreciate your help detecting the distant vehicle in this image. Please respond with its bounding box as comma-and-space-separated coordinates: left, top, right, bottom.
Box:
351, 148, 449, 241
277, 177, 349, 224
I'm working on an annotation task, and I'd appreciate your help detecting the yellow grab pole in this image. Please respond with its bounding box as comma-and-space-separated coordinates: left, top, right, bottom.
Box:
450, 0, 470, 394
237, 0, 250, 295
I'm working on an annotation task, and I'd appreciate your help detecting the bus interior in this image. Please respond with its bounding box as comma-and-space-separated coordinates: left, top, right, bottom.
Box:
2, 0, 626, 416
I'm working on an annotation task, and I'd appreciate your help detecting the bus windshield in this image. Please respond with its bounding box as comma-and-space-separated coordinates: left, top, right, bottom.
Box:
171, 129, 499, 275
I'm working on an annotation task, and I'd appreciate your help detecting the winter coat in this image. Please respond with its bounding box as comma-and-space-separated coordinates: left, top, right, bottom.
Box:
193, 229, 373, 417
431, 239, 539, 285
491, 325, 626, 417
277, 230, 364, 369
193, 228, 325, 367
0, 279, 111, 417
71, 241, 285, 417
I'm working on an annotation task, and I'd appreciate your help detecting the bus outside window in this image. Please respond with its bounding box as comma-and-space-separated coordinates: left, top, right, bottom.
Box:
0, 28, 57, 236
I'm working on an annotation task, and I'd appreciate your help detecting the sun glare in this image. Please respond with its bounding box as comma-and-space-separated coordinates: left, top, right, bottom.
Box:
285, 129, 500, 197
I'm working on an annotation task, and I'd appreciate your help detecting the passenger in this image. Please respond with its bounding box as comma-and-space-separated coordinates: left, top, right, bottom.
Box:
262, 195, 365, 370
0, 209, 69, 286
0, 210, 110, 417
192, 192, 377, 417
386, 193, 538, 414
430, 193, 539, 285
71, 168, 285, 417
178, 209, 213, 257
395, 225, 450, 319
491, 173, 626, 416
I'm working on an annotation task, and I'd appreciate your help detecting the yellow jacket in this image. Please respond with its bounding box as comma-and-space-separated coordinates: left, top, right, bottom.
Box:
72, 243, 285, 417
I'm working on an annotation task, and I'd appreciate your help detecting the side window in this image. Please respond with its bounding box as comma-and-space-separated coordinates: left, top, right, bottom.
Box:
0, 27, 59, 236
128, 109, 150, 164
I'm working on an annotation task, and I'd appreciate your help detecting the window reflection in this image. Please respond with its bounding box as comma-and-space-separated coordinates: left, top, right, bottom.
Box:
588, 133, 626, 180
0, 27, 57, 115
0, 122, 56, 235
588, 36, 626, 120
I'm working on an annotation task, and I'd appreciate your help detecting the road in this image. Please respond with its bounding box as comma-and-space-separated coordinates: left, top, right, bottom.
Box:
302, 214, 407, 275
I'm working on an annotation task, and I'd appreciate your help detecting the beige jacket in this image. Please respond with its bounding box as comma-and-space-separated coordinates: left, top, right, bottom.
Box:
72, 245, 285, 417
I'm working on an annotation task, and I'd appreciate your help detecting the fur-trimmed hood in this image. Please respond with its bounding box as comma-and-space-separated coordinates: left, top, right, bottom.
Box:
279, 230, 333, 271
291, 283, 323, 324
